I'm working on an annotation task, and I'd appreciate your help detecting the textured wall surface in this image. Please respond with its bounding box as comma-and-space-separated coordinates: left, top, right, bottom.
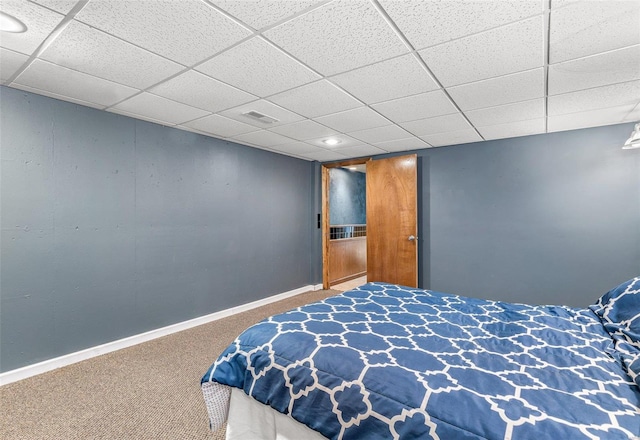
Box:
329, 168, 366, 225
383, 123, 640, 307
2, 85, 638, 372
0, 87, 316, 372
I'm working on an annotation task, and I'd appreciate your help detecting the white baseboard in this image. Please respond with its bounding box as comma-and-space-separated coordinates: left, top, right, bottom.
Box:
0, 284, 320, 386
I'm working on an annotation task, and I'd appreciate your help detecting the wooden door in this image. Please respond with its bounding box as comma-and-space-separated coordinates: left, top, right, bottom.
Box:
366, 154, 418, 287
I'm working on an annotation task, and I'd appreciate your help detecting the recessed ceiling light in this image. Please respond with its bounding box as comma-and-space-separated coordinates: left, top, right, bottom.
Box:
348, 166, 357, 171
0, 11, 27, 33
323, 138, 341, 147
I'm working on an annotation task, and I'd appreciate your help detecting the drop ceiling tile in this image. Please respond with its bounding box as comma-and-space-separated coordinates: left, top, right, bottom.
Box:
330, 54, 439, 104
212, 0, 322, 30
0, 48, 29, 82
349, 125, 412, 144
269, 80, 362, 118
333, 145, 386, 158
548, 80, 640, 116
11, 83, 104, 110
373, 137, 431, 152
242, 144, 283, 155
267, 149, 307, 160
549, 45, 640, 96
0, 1, 65, 55
30, 0, 78, 14
419, 16, 544, 87
75, 0, 252, 66
270, 120, 338, 141
306, 134, 363, 149
399, 113, 472, 136
196, 37, 320, 97
371, 90, 458, 123
301, 149, 349, 162
380, 0, 543, 50
549, 0, 640, 63
269, 142, 325, 155
548, 104, 637, 132
111, 93, 210, 125
420, 129, 482, 147
14, 59, 139, 107
478, 118, 545, 140
219, 99, 304, 128
40, 21, 183, 89
625, 103, 640, 122
315, 107, 391, 133
175, 125, 211, 137
231, 130, 295, 147
107, 108, 173, 127
182, 114, 258, 138
447, 68, 544, 111
149, 70, 255, 113
466, 99, 545, 127
263, 0, 408, 76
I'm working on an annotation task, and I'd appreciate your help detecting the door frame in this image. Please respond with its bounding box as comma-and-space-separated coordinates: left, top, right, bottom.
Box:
321, 158, 371, 290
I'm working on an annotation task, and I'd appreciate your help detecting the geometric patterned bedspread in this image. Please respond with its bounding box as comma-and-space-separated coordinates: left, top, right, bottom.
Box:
202, 282, 640, 439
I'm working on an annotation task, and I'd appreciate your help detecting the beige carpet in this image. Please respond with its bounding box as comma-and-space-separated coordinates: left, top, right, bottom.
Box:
0, 288, 339, 440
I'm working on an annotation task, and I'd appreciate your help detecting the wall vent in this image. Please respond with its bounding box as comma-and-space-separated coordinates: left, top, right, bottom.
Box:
242, 111, 279, 124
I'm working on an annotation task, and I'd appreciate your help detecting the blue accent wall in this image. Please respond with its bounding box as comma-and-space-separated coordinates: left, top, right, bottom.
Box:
381, 123, 640, 307
0, 86, 317, 373
2, 84, 638, 372
329, 168, 366, 225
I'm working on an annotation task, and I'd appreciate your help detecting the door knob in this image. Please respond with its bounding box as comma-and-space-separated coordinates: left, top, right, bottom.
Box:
408, 235, 417, 241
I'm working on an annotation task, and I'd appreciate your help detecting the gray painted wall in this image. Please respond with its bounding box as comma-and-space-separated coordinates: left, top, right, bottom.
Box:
381, 123, 640, 307
0, 87, 316, 372
329, 168, 366, 225
2, 85, 638, 372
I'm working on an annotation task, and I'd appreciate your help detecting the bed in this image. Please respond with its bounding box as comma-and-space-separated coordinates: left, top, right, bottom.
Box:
201, 277, 640, 439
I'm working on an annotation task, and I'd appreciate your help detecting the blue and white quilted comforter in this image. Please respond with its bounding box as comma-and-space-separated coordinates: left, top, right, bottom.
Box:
202, 280, 640, 439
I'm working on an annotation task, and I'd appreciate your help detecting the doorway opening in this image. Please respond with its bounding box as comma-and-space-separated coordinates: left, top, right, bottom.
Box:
322, 159, 369, 290
322, 154, 419, 290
